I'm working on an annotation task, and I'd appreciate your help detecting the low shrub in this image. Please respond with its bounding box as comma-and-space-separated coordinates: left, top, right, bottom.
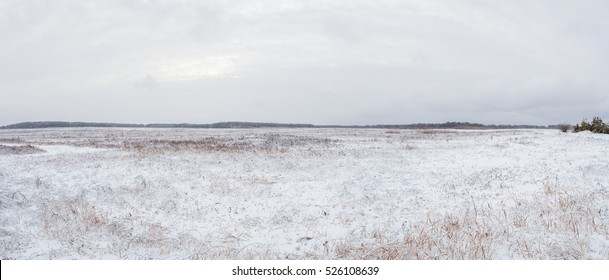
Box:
558, 124, 571, 133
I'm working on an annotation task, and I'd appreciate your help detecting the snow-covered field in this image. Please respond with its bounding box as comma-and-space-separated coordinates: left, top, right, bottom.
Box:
1, 128, 608, 259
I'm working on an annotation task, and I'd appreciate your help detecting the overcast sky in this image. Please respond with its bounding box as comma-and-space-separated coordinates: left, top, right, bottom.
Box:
1, 0, 608, 126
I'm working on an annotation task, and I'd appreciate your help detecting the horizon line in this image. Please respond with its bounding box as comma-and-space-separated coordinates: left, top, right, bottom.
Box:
0, 120, 560, 130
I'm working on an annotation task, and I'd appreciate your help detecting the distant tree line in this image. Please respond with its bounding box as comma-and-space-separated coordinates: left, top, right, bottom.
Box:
1, 121, 145, 129
0, 121, 315, 129
374, 122, 548, 130
1, 121, 553, 130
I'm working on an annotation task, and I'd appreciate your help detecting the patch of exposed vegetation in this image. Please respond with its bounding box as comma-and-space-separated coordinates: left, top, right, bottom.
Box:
120, 134, 340, 153
0, 144, 46, 155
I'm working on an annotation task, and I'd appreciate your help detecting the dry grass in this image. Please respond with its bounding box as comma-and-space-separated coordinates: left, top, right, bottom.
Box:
6, 167, 608, 259
2, 128, 607, 259
385, 130, 401, 134
0, 144, 46, 155
321, 183, 609, 259
36, 195, 217, 259
0, 138, 24, 144
119, 134, 339, 154
418, 130, 459, 135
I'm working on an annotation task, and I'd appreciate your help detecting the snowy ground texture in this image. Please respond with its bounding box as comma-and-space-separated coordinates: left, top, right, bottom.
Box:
1, 128, 608, 259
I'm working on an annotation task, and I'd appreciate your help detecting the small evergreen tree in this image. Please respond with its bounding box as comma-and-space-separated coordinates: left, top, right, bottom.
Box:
574, 117, 609, 134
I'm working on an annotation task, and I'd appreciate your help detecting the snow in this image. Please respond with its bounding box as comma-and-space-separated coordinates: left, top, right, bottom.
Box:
0, 128, 608, 259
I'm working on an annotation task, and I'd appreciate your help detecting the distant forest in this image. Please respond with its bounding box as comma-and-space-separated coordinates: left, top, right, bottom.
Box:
1, 121, 555, 130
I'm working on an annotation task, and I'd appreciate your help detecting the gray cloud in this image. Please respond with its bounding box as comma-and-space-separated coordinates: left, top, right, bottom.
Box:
132, 75, 161, 91
1, 0, 608, 125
